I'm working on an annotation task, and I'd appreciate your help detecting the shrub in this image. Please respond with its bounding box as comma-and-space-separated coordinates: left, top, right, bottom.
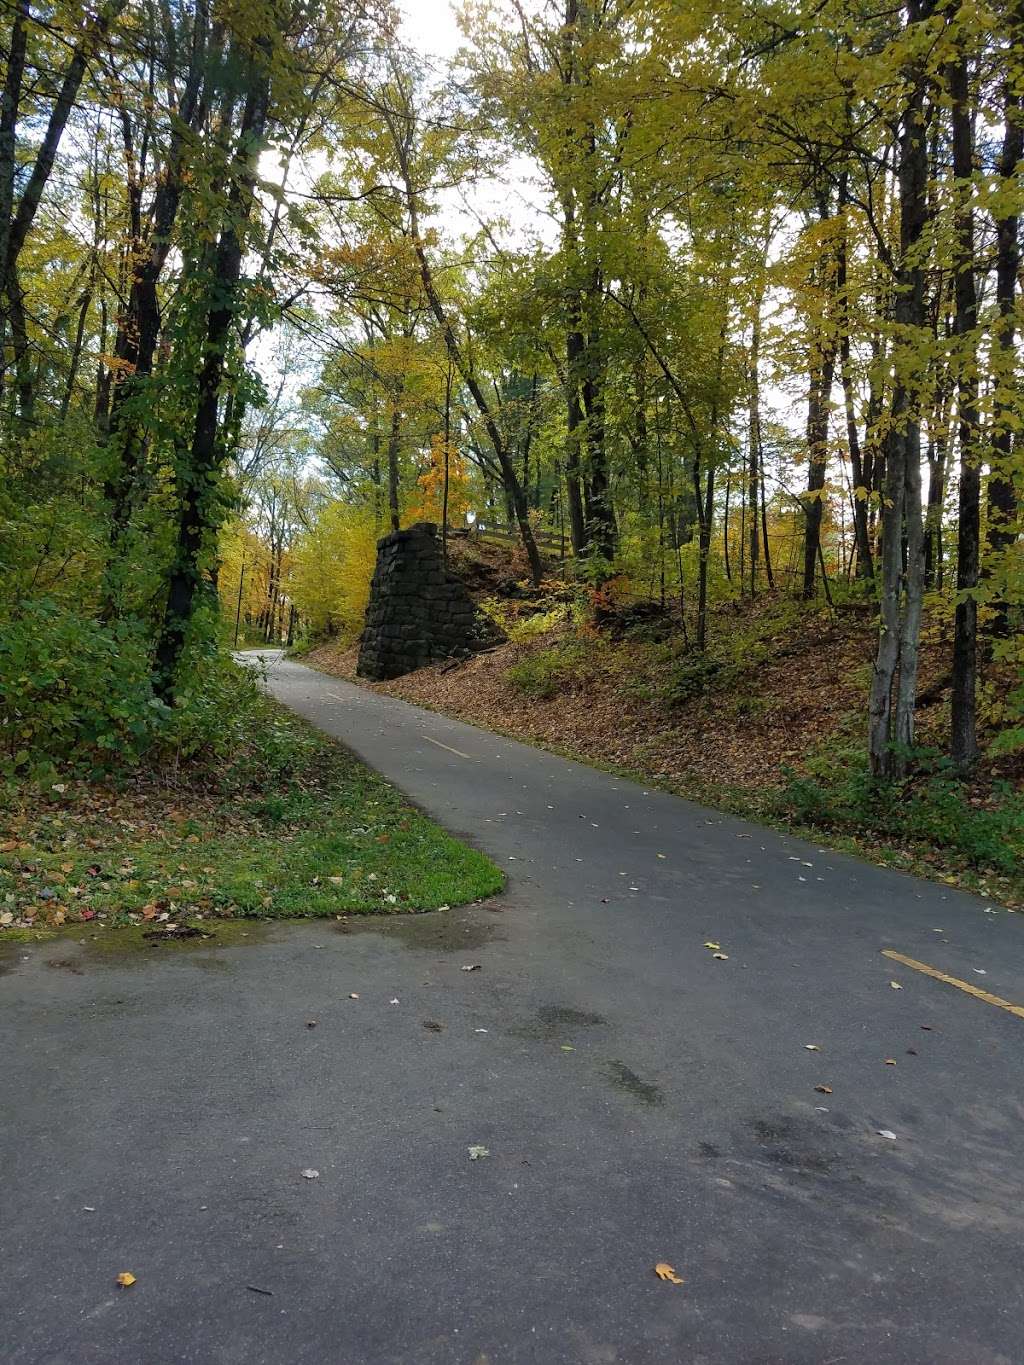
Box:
663, 653, 728, 705
0, 599, 166, 779
165, 645, 318, 790
506, 643, 586, 699
773, 742, 1024, 876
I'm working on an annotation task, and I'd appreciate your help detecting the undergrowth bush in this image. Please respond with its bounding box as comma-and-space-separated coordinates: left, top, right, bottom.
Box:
0, 599, 165, 780
506, 642, 587, 699
0, 598, 307, 791
774, 740, 1024, 875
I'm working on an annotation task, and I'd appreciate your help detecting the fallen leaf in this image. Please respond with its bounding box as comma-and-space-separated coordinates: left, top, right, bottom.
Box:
884, 1058, 897, 1065
712, 953, 728, 960
654, 1262, 684, 1285
461, 964, 482, 972
814, 1084, 832, 1094
877, 1129, 897, 1141
889, 981, 902, 990
349, 993, 360, 1000
116, 1272, 136, 1287
703, 941, 720, 950
804, 1044, 820, 1052
301, 1168, 320, 1180
422, 1020, 444, 1032
468, 1145, 490, 1160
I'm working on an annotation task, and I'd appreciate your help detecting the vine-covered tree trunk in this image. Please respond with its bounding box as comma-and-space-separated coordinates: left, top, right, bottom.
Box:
985, 18, 1023, 640
104, 11, 212, 546
154, 48, 272, 696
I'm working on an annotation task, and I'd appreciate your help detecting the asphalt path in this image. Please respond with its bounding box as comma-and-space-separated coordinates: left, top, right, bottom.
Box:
3, 648, 1022, 1364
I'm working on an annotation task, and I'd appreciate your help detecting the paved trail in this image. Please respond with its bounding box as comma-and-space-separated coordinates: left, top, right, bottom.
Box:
3, 650, 1023, 1364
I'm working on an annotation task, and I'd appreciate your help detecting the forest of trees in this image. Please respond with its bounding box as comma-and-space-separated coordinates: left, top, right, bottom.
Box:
0, 0, 1021, 785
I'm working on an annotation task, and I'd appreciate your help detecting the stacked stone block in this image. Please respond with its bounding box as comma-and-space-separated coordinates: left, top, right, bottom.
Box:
357, 522, 505, 680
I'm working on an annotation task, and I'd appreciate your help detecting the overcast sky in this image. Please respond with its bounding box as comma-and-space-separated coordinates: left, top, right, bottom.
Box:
400, 0, 465, 60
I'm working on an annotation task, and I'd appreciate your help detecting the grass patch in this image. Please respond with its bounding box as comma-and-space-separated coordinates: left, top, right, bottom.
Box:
0, 697, 503, 938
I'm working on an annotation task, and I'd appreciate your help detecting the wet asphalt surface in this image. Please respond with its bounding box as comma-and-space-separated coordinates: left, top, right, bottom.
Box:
2, 649, 1023, 1364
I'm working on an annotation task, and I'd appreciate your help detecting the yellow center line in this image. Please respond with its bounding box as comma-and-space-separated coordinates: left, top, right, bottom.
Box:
423, 735, 472, 760
882, 949, 1024, 1021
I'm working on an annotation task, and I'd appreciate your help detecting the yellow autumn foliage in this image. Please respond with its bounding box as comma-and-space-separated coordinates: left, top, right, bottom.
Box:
286, 502, 382, 642
407, 436, 470, 527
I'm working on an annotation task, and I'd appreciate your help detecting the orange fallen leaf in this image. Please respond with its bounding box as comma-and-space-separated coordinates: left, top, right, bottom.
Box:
654, 1262, 684, 1285
814, 1084, 832, 1094
116, 1272, 136, 1287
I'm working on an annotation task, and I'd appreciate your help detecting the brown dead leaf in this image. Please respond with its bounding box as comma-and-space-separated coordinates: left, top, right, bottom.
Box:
814, 1084, 833, 1094
654, 1262, 684, 1285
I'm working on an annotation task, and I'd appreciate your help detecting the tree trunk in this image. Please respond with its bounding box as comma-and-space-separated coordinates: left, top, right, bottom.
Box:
581, 335, 616, 560
836, 185, 873, 582
386, 390, 402, 531
985, 14, 1023, 640
802, 349, 836, 598
105, 15, 212, 540
747, 318, 763, 595
694, 459, 713, 650
948, 53, 981, 770
565, 324, 589, 555
404, 180, 542, 584
923, 373, 951, 590
868, 0, 933, 778
154, 50, 271, 695
0, 0, 28, 290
